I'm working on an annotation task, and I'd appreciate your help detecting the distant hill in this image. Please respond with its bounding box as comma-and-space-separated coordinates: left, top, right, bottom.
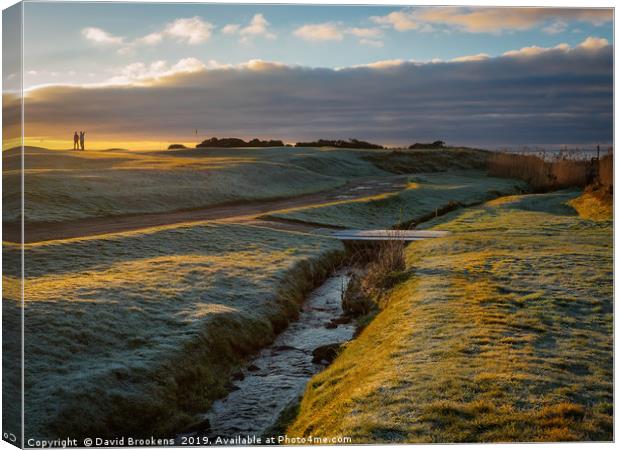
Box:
168, 144, 187, 150
295, 139, 383, 149
196, 137, 285, 148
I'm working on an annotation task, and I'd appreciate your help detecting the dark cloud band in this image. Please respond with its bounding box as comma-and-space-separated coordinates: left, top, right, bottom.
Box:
14, 40, 613, 148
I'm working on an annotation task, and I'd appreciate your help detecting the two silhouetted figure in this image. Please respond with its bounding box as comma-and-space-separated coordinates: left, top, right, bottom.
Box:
73, 131, 86, 150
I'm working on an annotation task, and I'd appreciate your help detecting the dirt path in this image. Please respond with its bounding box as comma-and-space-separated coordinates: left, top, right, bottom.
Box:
7, 175, 409, 244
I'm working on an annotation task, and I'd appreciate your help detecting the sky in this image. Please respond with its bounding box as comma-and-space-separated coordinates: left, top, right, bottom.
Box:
2, 2, 614, 149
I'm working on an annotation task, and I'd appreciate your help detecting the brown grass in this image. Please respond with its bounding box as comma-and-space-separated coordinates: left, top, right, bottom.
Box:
487, 152, 596, 191
597, 154, 613, 189
362, 234, 407, 294
342, 232, 407, 317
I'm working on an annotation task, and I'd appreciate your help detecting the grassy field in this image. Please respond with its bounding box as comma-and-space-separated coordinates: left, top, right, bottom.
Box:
8, 144, 605, 442
363, 147, 489, 174
289, 190, 612, 442
3, 147, 520, 440
268, 171, 526, 229
3, 146, 494, 224
5, 223, 342, 439
3, 146, 387, 223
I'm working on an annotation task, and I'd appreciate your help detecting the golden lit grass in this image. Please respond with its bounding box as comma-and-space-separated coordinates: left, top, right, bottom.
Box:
4, 223, 343, 439
569, 191, 613, 221
269, 171, 526, 229
289, 190, 612, 443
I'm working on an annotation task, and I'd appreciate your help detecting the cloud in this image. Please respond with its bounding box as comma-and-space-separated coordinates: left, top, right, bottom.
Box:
163, 16, 213, 44
347, 27, 382, 38
84, 17, 213, 55
241, 59, 290, 71
222, 14, 276, 43
578, 36, 609, 51
502, 42, 570, 58
347, 27, 384, 46
222, 24, 240, 35
81, 27, 124, 45
240, 14, 276, 40
451, 53, 490, 62
372, 7, 612, 34
105, 58, 206, 85
349, 59, 406, 70
294, 23, 344, 42
135, 32, 164, 45
20, 37, 612, 147
294, 23, 384, 46
371, 11, 419, 31
542, 20, 568, 34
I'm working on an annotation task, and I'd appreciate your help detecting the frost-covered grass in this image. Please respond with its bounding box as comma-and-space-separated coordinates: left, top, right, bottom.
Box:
290, 190, 612, 442
4, 223, 343, 439
4, 146, 541, 441
268, 171, 526, 229
3, 146, 387, 223
363, 147, 489, 174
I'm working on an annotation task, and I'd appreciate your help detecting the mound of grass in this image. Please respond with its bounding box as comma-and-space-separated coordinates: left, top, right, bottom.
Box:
289, 190, 612, 443
5, 223, 343, 439
268, 171, 526, 229
364, 148, 490, 174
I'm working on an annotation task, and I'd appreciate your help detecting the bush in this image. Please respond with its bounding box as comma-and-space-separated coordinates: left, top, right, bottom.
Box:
295, 139, 383, 149
363, 237, 406, 293
196, 137, 284, 148
342, 233, 407, 316
342, 273, 374, 316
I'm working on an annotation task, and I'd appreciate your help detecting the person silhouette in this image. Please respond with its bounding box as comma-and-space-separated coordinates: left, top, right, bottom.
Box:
79, 131, 86, 151
73, 131, 79, 150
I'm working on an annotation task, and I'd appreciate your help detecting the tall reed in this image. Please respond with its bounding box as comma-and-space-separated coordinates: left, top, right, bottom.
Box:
487, 152, 604, 191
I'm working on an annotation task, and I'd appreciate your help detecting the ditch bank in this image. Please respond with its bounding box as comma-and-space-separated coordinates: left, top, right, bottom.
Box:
176, 271, 356, 443
47, 176, 527, 442
181, 218, 473, 440
46, 247, 344, 442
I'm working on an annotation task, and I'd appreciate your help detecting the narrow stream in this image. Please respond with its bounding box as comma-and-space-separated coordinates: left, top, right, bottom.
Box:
182, 271, 356, 441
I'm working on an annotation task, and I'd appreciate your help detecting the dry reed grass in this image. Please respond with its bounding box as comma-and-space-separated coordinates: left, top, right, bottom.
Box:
488, 150, 613, 193
597, 154, 613, 189
342, 230, 407, 316
487, 152, 597, 191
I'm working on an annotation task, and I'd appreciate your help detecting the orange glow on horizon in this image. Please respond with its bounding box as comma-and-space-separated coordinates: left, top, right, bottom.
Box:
10, 138, 200, 151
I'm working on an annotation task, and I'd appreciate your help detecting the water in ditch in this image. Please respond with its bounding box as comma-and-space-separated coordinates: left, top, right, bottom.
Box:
180, 271, 356, 442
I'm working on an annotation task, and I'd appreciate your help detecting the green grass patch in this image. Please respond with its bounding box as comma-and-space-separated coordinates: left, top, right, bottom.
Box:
288, 190, 612, 443
268, 171, 526, 229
